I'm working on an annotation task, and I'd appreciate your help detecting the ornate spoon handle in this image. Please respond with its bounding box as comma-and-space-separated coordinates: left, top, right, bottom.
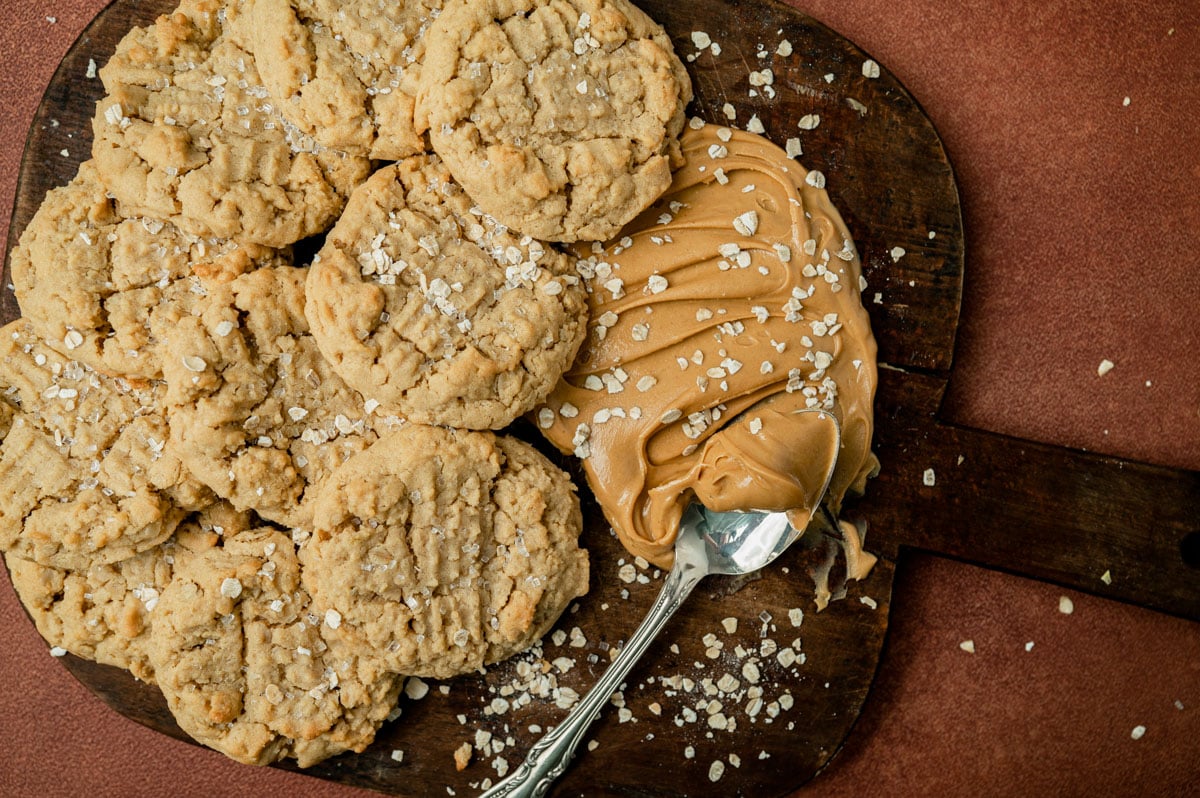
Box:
480, 550, 707, 798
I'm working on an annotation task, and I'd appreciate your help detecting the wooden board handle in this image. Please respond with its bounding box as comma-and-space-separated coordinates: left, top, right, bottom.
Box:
858, 369, 1200, 619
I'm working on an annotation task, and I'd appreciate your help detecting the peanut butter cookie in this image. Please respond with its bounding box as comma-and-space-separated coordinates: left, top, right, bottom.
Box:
149, 527, 402, 766
91, 0, 370, 248
9, 161, 289, 380
301, 424, 589, 680
0, 320, 211, 570
305, 156, 588, 430
159, 266, 384, 529
248, 0, 443, 159
415, 0, 692, 242
3, 503, 250, 682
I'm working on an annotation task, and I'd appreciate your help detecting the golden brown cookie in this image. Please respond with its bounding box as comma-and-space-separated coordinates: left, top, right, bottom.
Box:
9, 161, 289, 380
248, 0, 442, 159
300, 425, 589, 679
91, 0, 370, 248
304, 156, 588, 429
415, 0, 692, 242
149, 526, 402, 766
159, 266, 384, 529
3, 503, 250, 682
0, 320, 211, 570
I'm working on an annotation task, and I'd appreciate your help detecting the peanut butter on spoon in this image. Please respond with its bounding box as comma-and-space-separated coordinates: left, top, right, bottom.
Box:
537, 123, 879, 568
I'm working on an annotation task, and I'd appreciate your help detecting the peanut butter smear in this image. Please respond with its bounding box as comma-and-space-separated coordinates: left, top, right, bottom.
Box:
537, 124, 879, 568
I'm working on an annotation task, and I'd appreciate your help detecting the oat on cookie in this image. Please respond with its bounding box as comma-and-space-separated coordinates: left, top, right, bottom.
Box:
149, 527, 402, 766
91, 0, 370, 248
248, 0, 443, 159
305, 156, 588, 430
0, 320, 211, 571
159, 265, 384, 529
9, 161, 290, 380
415, 0, 692, 242
3, 503, 249, 683
301, 425, 589, 680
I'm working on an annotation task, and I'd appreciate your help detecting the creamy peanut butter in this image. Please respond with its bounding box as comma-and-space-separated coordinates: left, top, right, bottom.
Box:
537, 124, 879, 567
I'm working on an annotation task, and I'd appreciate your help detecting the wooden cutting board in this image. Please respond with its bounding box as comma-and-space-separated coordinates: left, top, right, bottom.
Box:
2, 0, 1196, 796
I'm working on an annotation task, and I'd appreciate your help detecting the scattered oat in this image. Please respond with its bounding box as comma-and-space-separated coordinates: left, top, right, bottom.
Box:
798, 114, 820, 130
804, 170, 826, 189
691, 31, 712, 49
862, 59, 880, 79
785, 138, 803, 159
1131, 725, 1146, 740
776, 40, 792, 57
890, 246, 906, 262
1058, 595, 1074, 615
959, 640, 975, 654
1097, 359, 1115, 377
708, 760, 726, 782
923, 468, 936, 487
1123, 96, 1131, 107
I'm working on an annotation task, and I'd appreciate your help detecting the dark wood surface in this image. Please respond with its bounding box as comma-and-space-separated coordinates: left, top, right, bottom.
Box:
2, 0, 1195, 796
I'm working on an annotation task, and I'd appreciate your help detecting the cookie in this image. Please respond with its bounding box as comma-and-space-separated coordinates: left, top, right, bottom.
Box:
159, 265, 383, 529
305, 156, 588, 430
8, 161, 290, 380
248, 0, 443, 159
415, 0, 692, 242
3, 503, 250, 682
0, 320, 211, 570
91, 0, 370, 248
301, 424, 589, 679
149, 527, 402, 766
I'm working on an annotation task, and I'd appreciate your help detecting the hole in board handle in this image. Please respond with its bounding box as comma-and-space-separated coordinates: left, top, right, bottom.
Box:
1181, 533, 1200, 569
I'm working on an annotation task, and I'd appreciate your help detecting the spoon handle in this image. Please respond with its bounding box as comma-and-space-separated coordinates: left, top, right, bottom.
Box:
479, 554, 707, 798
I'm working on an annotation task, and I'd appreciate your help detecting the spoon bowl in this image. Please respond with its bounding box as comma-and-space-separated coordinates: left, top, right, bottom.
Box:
482, 408, 842, 798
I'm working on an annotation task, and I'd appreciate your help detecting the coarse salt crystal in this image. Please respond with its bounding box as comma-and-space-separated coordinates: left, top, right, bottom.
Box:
1097, 359, 1115, 377
923, 468, 936, 486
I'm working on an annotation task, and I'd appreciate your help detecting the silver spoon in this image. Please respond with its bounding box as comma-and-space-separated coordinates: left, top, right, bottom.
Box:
481, 408, 842, 798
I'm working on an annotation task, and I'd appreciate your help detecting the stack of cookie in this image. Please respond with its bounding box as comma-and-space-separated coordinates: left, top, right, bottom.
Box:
2, 0, 691, 768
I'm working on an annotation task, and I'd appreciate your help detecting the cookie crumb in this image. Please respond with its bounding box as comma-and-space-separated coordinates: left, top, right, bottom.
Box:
453, 742, 473, 771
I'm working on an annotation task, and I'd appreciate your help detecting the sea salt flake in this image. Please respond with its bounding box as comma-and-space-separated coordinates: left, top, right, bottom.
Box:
1098, 359, 1115, 376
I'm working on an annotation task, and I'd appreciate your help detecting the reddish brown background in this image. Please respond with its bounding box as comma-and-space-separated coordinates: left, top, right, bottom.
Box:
2, 1, 1198, 796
